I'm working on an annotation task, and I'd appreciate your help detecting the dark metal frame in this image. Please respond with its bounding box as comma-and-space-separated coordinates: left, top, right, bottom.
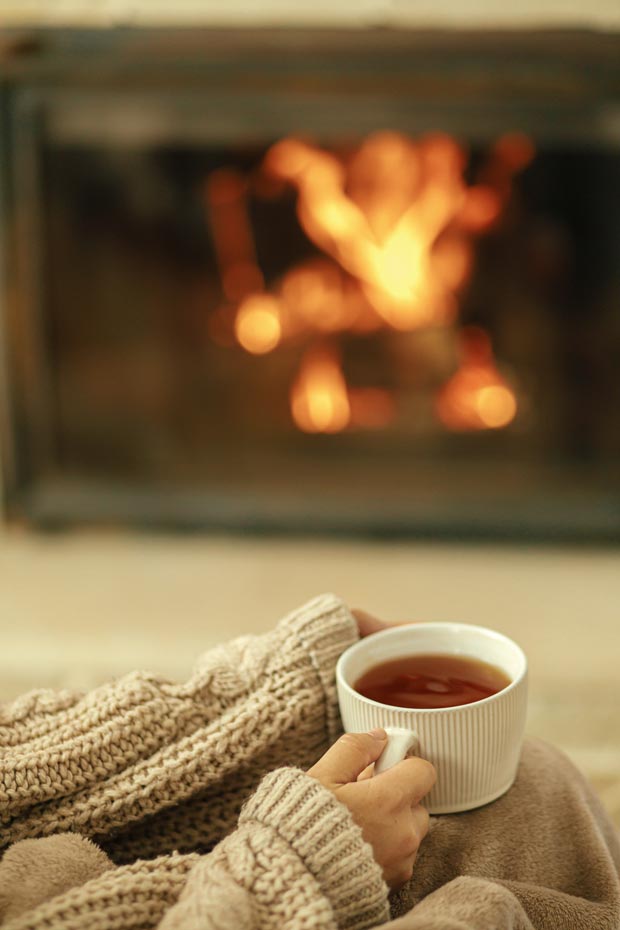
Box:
1, 27, 619, 539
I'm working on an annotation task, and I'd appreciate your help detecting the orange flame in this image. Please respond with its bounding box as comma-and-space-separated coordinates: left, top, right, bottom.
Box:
263, 132, 523, 335
279, 260, 364, 334
436, 327, 517, 431
204, 169, 264, 302
290, 346, 351, 433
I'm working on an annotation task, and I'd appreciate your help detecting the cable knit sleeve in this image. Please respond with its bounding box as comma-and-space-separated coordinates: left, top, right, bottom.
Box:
0, 769, 388, 930
159, 767, 390, 930
0, 594, 359, 853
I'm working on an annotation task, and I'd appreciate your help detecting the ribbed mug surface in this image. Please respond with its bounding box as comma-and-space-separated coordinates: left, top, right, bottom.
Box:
336, 623, 528, 814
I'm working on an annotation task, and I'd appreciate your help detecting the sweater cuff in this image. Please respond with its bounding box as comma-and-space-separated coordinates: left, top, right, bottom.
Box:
240, 767, 390, 930
281, 593, 360, 742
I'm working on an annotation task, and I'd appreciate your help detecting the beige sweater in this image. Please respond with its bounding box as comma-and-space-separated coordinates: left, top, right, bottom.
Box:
0, 594, 389, 929
1, 594, 619, 930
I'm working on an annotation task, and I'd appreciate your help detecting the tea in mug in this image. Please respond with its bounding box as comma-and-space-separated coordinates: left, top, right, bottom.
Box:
353, 653, 511, 709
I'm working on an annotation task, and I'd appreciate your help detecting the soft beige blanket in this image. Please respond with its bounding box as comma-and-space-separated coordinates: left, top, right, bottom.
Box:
390, 737, 620, 929
1, 595, 619, 929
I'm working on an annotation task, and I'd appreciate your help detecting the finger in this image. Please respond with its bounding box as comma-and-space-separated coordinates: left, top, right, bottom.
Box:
411, 803, 431, 844
309, 730, 388, 785
351, 609, 419, 639
389, 855, 416, 889
374, 756, 436, 805
357, 762, 375, 781
351, 609, 388, 638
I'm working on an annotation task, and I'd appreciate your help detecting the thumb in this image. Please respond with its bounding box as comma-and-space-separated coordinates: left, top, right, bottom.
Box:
308, 729, 388, 785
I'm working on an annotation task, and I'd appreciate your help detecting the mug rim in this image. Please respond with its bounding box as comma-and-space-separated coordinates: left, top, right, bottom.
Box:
336, 621, 528, 715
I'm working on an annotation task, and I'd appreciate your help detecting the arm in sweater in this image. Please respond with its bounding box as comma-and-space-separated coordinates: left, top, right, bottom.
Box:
0, 769, 390, 930
159, 767, 390, 930
0, 594, 359, 851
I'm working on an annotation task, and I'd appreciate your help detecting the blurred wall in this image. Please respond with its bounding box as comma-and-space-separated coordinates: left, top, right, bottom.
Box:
0, 0, 619, 29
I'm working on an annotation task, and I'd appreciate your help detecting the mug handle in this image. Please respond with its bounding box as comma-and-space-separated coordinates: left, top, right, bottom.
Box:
374, 726, 418, 775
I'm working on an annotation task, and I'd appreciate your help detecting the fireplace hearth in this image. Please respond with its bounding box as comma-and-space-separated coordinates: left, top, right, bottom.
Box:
1, 28, 619, 540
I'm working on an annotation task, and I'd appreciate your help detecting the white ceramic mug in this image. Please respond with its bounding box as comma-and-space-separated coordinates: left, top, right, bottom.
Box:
336, 622, 528, 814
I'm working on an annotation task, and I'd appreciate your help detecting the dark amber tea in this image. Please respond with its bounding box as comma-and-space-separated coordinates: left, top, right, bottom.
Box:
353, 653, 511, 709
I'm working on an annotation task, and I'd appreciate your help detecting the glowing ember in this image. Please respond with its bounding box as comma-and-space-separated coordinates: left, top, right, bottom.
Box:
475, 385, 517, 428
291, 346, 351, 433
235, 295, 282, 355
436, 327, 517, 431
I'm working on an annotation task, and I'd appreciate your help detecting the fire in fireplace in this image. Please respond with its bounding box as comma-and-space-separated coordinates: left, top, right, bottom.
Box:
0, 29, 618, 539
206, 131, 532, 436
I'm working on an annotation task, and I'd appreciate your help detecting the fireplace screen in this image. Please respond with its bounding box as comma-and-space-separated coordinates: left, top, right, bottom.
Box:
1, 30, 619, 539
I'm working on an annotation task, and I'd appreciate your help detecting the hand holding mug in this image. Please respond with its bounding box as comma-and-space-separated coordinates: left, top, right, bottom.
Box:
308, 728, 436, 888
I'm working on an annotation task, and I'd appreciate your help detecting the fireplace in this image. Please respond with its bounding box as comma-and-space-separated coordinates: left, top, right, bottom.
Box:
1, 28, 619, 539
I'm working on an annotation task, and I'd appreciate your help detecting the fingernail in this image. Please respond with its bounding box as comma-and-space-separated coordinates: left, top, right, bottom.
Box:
369, 727, 387, 740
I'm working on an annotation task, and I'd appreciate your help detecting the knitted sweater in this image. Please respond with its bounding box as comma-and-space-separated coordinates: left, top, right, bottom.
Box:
2, 595, 620, 930
0, 593, 389, 929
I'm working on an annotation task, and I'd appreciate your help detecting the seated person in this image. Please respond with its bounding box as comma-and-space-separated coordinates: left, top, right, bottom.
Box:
0, 594, 618, 929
